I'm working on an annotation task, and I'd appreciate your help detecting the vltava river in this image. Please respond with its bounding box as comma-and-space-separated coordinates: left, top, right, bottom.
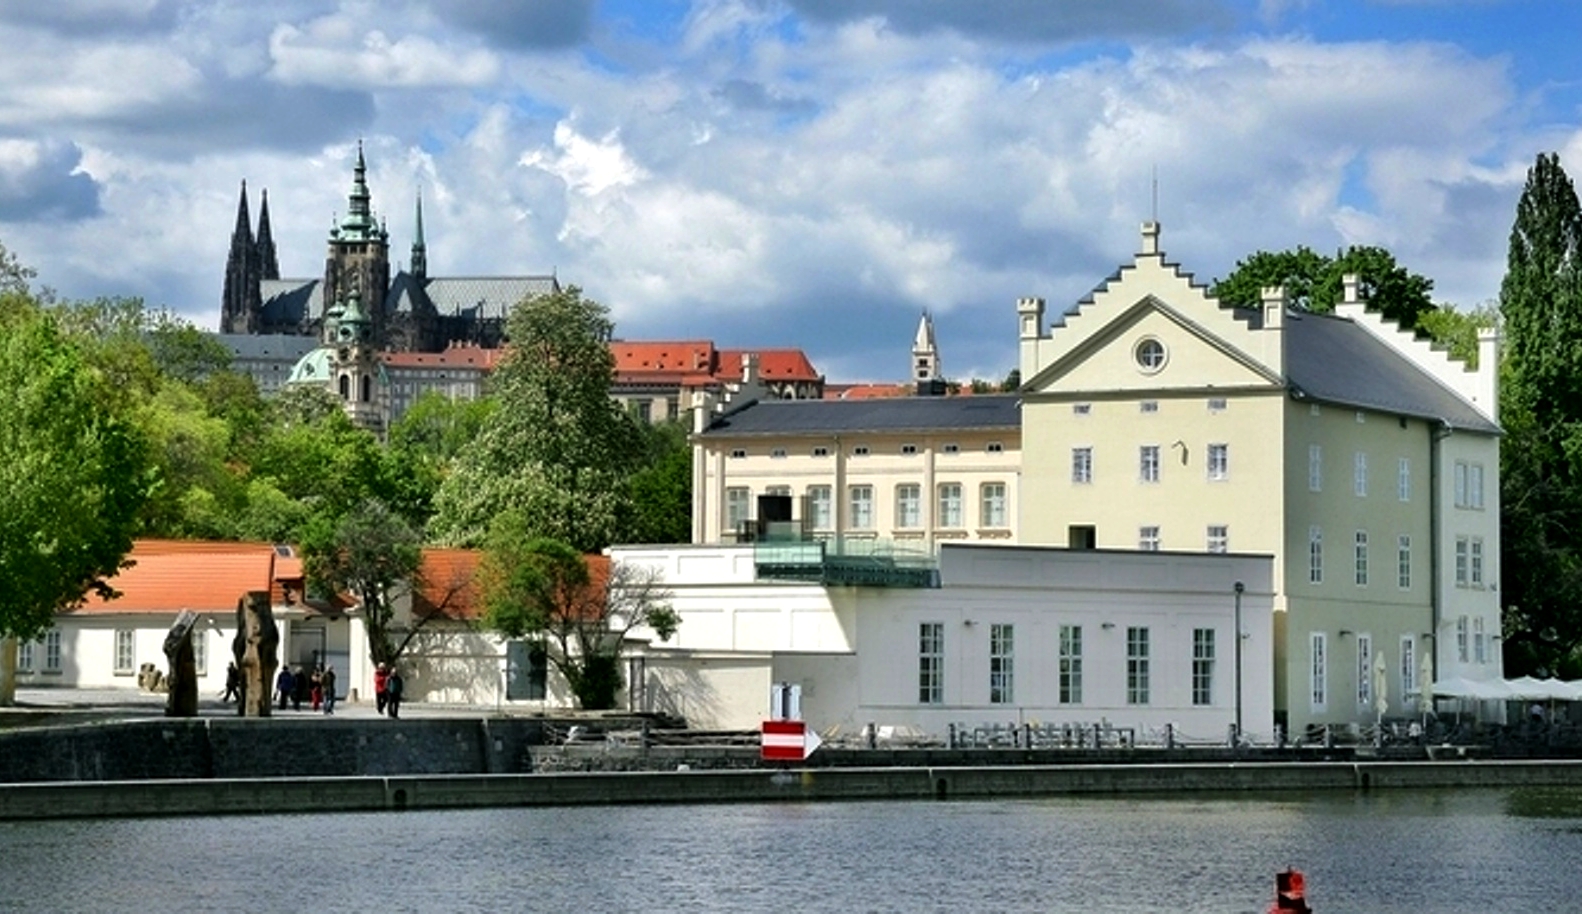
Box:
1, 788, 1577, 912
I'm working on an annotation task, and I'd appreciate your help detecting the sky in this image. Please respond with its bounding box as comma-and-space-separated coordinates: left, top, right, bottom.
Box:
1, 0, 1579, 384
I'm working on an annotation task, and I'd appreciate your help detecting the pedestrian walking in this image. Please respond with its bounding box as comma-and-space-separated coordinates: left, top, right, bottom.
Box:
321, 666, 337, 715
292, 666, 306, 711
221, 662, 240, 703
386, 666, 404, 719
310, 666, 323, 711
275, 665, 295, 710
374, 662, 390, 716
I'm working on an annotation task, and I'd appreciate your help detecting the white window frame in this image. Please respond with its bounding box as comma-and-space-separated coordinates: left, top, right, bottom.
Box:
191, 626, 208, 676
44, 630, 61, 672
1356, 634, 1373, 710
989, 623, 1014, 705
1207, 525, 1229, 554
17, 639, 34, 672
1308, 444, 1322, 492
725, 487, 753, 533
937, 483, 963, 528
1474, 617, 1487, 664
1311, 632, 1328, 712
919, 623, 944, 705
1192, 628, 1215, 706
1139, 445, 1160, 483
1139, 525, 1161, 552
1400, 636, 1417, 700
1354, 451, 1368, 497
1471, 537, 1484, 586
895, 483, 921, 529
1398, 457, 1411, 502
1454, 461, 1468, 508
1207, 443, 1228, 481
1457, 616, 1470, 664
1126, 626, 1150, 705
980, 483, 1007, 528
1059, 625, 1083, 704
849, 485, 874, 530
807, 485, 832, 531
1309, 526, 1323, 584
1469, 463, 1485, 509
1354, 530, 1369, 587
1397, 535, 1412, 590
114, 629, 135, 675
1072, 446, 1093, 484
1455, 536, 1469, 586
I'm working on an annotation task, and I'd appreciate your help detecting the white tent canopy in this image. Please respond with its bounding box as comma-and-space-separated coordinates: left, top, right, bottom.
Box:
1503, 676, 1581, 702
1423, 677, 1513, 701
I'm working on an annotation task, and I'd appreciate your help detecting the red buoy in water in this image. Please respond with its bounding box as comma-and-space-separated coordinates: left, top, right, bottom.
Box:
1269, 868, 1312, 913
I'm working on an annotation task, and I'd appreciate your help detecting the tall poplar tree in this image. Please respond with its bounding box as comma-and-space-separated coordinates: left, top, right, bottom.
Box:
429, 287, 644, 551
1498, 152, 1582, 676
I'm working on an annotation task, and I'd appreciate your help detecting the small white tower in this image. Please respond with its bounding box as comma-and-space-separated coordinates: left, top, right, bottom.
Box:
912, 310, 942, 394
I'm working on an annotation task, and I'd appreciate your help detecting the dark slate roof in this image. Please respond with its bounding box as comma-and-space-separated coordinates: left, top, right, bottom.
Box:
1285, 311, 1499, 434
423, 276, 560, 321
260, 279, 323, 325
701, 395, 1021, 437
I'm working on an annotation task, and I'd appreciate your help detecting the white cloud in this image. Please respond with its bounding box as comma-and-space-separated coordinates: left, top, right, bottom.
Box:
268, 16, 500, 89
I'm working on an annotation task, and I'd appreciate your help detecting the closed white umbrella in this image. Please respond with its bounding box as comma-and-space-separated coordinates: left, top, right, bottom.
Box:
1374, 652, 1389, 722
1418, 651, 1435, 714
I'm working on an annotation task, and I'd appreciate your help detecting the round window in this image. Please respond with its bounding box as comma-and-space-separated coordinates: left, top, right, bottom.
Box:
1134, 338, 1167, 373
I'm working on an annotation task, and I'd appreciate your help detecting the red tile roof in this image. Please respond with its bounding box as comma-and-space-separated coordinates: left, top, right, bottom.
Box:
611, 341, 821, 384
64, 540, 299, 615
380, 346, 504, 370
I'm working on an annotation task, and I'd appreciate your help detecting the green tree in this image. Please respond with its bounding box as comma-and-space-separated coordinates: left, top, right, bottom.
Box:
1212, 244, 1437, 330
626, 421, 692, 545
478, 522, 677, 709
1497, 152, 1582, 677
389, 391, 497, 464
0, 308, 152, 645
1414, 302, 1498, 368
430, 287, 644, 550
300, 499, 425, 667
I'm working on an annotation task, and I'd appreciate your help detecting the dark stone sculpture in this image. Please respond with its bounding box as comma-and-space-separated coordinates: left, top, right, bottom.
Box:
162, 609, 199, 717
232, 590, 279, 718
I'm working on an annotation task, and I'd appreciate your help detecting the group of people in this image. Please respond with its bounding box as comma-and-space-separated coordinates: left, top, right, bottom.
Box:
373, 662, 404, 718
272, 663, 339, 714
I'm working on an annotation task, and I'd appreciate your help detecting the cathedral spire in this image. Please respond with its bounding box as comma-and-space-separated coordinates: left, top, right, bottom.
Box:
221, 181, 260, 334
338, 140, 378, 240
256, 188, 279, 281
411, 187, 427, 281
231, 180, 253, 246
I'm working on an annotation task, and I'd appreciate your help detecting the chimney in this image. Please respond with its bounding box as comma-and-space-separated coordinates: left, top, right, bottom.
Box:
1140, 221, 1161, 257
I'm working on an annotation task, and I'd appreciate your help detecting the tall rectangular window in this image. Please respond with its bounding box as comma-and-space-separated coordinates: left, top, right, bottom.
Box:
918, 623, 944, 704
1308, 445, 1323, 492
44, 630, 61, 672
1470, 537, 1485, 586
937, 483, 963, 528
807, 486, 832, 530
1207, 443, 1229, 481
1397, 535, 1412, 589
725, 487, 752, 533
980, 483, 1007, 528
1192, 628, 1215, 706
191, 627, 207, 676
1126, 627, 1150, 705
114, 629, 135, 675
1398, 457, 1411, 502
1457, 615, 1470, 663
1454, 461, 1468, 507
1308, 526, 1324, 584
1455, 536, 1469, 586
1139, 445, 1160, 483
1354, 451, 1368, 497
1474, 618, 1487, 664
17, 639, 33, 672
1354, 530, 1369, 586
1059, 625, 1083, 704
1071, 447, 1093, 484
849, 485, 874, 530
1356, 634, 1373, 710
1207, 525, 1229, 554
895, 484, 921, 528
1400, 636, 1417, 700
989, 624, 1014, 705
1311, 632, 1328, 711
1469, 463, 1485, 509
1139, 526, 1161, 551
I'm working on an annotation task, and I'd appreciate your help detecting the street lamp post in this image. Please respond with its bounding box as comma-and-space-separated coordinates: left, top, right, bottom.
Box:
1234, 581, 1245, 744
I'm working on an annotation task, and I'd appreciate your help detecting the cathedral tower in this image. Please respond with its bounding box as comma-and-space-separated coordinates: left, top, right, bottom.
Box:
220, 181, 260, 334
323, 143, 390, 347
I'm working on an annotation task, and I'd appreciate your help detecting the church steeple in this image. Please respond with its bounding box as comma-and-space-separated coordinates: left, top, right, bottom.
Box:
324, 142, 390, 348
912, 309, 941, 394
256, 188, 279, 281
410, 188, 427, 281
221, 181, 260, 334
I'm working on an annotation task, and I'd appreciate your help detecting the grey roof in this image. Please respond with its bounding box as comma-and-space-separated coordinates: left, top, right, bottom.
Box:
423, 276, 560, 321
260, 278, 324, 324
215, 333, 318, 361
701, 395, 1021, 437
1285, 311, 1499, 434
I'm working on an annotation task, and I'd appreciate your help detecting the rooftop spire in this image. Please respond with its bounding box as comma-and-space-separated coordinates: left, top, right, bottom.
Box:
231, 180, 253, 245
256, 187, 279, 280
337, 140, 379, 240
411, 186, 427, 280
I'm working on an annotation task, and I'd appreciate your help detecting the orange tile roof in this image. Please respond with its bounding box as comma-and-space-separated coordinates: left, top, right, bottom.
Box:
64, 540, 297, 616
380, 346, 503, 370
824, 382, 913, 400
414, 548, 483, 620
610, 340, 716, 374
716, 349, 822, 382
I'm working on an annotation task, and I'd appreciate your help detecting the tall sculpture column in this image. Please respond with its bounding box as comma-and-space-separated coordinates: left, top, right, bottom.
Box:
232, 590, 279, 717
163, 609, 199, 717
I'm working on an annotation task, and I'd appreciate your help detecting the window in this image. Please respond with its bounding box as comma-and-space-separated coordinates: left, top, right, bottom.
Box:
1454, 461, 1467, 507
1474, 617, 1487, 664
725, 487, 752, 533
770, 447, 787, 459
1140, 400, 1159, 414
191, 627, 207, 676
942, 443, 960, 454
1308, 526, 1324, 584
1126, 627, 1150, 705
1207, 525, 1229, 554
919, 623, 944, 704
729, 448, 746, 459
852, 445, 870, 457
1457, 616, 1470, 663
937, 483, 963, 528
1397, 535, 1412, 589
1356, 411, 1366, 424
766, 485, 792, 498
1398, 458, 1411, 502
990, 624, 1014, 705
1354, 531, 1369, 586
849, 485, 874, 530
1354, 451, 1368, 497
635, 400, 652, 423
1192, 628, 1215, 706
1207, 443, 1228, 481
901, 444, 918, 456
1073, 403, 1091, 416
17, 639, 33, 672
1072, 447, 1093, 484
1470, 463, 1484, 509
1139, 445, 1160, 483
811, 446, 829, 458
1208, 397, 1227, 412
1400, 636, 1417, 699
1455, 536, 1469, 586
1135, 338, 1167, 372
114, 629, 135, 675
1356, 634, 1373, 710
1308, 445, 1322, 492
980, 483, 1007, 527
986, 441, 1004, 454
1059, 625, 1083, 704
1139, 526, 1161, 551
44, 630, 61, 672
1311, 633, 1328, 711
807, 486, 832, 530
895, 484, 921, 528
1471, 537, 1484, 586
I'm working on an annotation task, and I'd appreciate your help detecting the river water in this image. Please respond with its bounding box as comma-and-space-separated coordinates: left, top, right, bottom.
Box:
2, 788, 1577, 913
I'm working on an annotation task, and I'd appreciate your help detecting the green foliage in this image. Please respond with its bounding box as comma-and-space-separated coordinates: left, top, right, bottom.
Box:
1000, 368, 1021, 392
300, 499, 424, 666
389, 391, 496, 463
626, 421, 693, 545
1212, 244, 1437, 329
479, 519, 677, 710
0, 305, 153, 639
430, 287, 644, 550
1414, 303, 1498, 369
1497, 152, 1582, 676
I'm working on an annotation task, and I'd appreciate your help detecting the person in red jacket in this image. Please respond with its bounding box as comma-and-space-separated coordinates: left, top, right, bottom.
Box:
374, 663, 390, 716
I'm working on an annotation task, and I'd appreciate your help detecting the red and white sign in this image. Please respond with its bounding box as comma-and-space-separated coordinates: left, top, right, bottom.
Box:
761, 719, 823, 761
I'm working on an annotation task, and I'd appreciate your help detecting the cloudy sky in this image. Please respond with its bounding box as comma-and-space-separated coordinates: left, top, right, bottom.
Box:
0, 0, 1577, 382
